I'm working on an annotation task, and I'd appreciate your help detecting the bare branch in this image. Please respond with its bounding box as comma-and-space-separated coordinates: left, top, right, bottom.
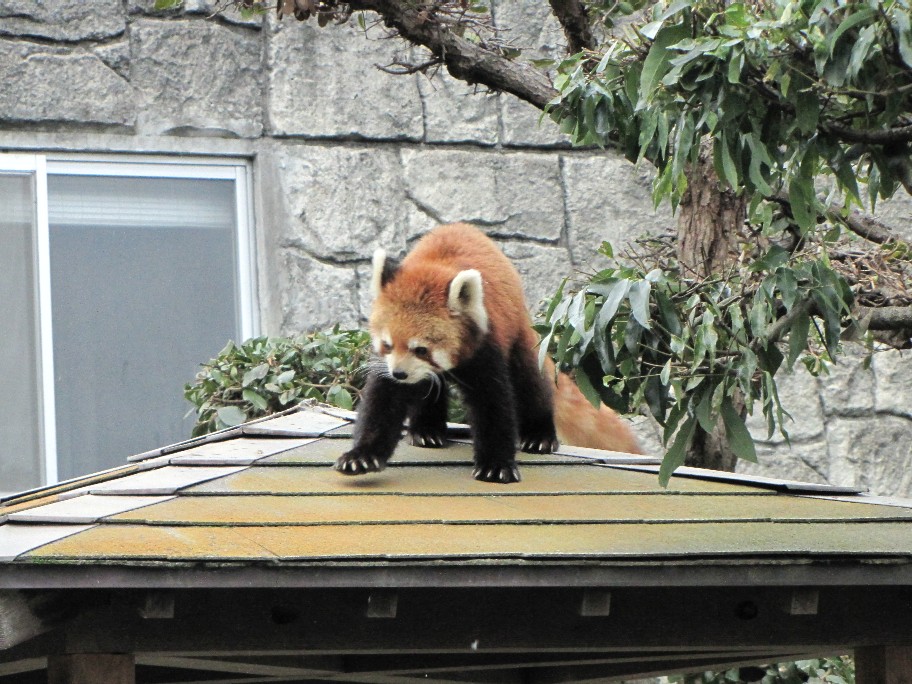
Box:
548, 0, 596, 54
375, 57, 443, 75
347, 0, 558, 109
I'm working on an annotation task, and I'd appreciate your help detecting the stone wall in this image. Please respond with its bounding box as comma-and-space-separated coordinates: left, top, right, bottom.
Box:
1, 0, 910, 495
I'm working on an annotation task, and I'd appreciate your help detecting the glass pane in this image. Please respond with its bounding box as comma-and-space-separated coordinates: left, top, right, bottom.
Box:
0, 174, 43, 492
47, 175, 241, 480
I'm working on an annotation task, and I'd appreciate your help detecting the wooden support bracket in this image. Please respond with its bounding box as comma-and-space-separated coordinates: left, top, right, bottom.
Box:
48, 654, 135, 684
856, 645, 912, 684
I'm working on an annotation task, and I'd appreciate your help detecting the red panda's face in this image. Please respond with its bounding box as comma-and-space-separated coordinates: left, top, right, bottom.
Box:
368, 247, 488, 384
372, 327, 456, 384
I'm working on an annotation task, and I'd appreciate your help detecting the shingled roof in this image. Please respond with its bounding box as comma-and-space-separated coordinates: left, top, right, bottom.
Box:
2, 405, 912, 684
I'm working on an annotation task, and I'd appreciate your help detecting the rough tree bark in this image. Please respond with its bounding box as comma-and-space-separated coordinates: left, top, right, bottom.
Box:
676, 145, 750, 472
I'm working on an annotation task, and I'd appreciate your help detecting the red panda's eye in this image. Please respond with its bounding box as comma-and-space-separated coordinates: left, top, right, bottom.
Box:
380, 341, 392, 355
413, 346, 429, 358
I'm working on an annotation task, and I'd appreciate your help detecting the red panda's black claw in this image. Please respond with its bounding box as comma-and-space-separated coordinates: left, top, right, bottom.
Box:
335, 450, 387, 476
472, 462, 521, 484
520, 436, 559, 454
409, 430, 447, 449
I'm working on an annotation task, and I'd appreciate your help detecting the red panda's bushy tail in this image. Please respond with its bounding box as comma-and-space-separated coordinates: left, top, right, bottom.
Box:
545, 360, 642, 454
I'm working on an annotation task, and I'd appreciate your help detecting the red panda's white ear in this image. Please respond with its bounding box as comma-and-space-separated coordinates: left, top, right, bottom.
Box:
448, 269, 489, 334
370, 249, 399, 299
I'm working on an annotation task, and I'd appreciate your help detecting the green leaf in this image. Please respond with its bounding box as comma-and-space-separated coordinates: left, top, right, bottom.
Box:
892, 9, 912, 67
154, 0, 181, 9
628, 279, 652, 329
276, 369, 295, 385
720, 396, 757, 462
787, 309, 811, 368
828, 6, 876, 56
659, 415, 697, 487
242, 389, 269, 412
327, 385, 354, 411
715, 132, 739, 188
788, 175, 816, 234
795, 88, 819, 135
749, 245, 790, 273
695, 386, 715, 433
637, 22, 691, 110
573, 368, 602, 409
242, 363, 270, 387
217, 405, 247, 427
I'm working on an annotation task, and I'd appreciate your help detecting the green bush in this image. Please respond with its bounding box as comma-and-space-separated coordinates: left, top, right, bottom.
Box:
184, 327, 372, 436
675, 656, 854, 684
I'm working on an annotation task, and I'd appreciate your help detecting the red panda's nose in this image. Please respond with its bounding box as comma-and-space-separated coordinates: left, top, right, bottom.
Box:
392, 370, 409, 381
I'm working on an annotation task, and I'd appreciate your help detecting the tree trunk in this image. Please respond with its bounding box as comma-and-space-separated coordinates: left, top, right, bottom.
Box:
677, 144, 748, 472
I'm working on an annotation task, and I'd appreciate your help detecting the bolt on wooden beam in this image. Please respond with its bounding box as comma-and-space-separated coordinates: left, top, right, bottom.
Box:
785, 589, 819, 616
366, 592, 398, 619
579, 590, 611, 617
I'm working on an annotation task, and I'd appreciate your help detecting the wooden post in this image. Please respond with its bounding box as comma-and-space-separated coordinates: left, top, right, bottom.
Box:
856, 646, 912, 684
48, 654, 135, 684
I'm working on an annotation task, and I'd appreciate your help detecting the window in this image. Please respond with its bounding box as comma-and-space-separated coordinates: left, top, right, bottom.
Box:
0, 155, 257, 492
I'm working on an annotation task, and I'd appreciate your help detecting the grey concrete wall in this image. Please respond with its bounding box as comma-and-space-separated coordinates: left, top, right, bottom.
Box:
1, 0, 910, 495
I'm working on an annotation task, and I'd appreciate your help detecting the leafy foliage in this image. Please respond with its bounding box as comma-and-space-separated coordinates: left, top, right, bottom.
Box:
540, 0, 912, 477
552, 0, 912, 226
541, 238, 854, 485
675, 656, 854, 684
184, 328, 371, 436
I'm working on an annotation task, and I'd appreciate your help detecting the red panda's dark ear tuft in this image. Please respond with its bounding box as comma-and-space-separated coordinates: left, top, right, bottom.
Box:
370, 249, 400, 298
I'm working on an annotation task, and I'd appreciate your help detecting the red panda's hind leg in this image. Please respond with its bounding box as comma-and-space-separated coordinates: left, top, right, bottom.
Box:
407, 375, 448, 448
509, 344, 559, 454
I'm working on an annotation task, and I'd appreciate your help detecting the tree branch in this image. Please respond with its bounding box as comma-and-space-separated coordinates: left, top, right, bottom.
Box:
823, 121, 912, 145
548, 0, 596, 54
346, 0, 558, 109
857, 304, 912, 331
836, 210, 906, 245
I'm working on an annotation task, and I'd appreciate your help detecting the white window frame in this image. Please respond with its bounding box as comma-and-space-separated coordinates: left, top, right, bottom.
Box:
0, 153, 258, 486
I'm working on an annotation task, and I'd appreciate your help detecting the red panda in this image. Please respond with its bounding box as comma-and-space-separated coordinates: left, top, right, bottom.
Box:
335, 223, 641, 483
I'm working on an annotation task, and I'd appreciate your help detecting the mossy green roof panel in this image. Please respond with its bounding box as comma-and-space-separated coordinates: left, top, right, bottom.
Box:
2, 405, 912, 572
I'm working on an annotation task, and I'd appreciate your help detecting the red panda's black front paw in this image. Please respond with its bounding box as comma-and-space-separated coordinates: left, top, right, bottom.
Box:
472, 461, 521, 484
335, 449, 387, 476
520, 434, 560, 454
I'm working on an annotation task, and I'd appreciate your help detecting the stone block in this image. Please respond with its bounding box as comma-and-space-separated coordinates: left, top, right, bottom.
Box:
280, 251, 361, 333
562, 154, 672, 265
493, 0, 568, 147
418, 69, 500, 145
0, 0, 125, 41
130, 18, 263, 137
873, 349, 912, 418
277, 144, 411, 262
0, 41, 135, 126
499, 241, 574, 313
826, 416, 912, 497
746, 369, 824, 444
819, 350, 875, 416
268, 16, 423, 140
736, 439, 831, 485
401, 148, 564, 242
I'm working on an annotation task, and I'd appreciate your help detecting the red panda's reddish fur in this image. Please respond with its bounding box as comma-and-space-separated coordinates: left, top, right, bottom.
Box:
371, 222, 641, 455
